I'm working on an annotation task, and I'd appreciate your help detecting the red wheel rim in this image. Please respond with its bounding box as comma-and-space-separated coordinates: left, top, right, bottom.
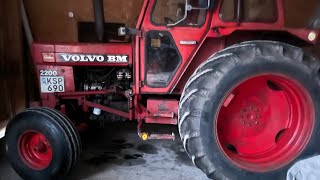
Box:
216, 74, 314, 172
19, 131, 52, 170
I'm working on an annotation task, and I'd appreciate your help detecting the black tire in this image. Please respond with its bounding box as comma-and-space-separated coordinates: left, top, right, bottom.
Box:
27, 107, 82, 169
5, 107, 81, 180
179, 41, 320, 180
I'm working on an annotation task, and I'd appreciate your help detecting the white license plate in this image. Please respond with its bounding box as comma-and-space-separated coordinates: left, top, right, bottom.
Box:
40, 76, 65, 93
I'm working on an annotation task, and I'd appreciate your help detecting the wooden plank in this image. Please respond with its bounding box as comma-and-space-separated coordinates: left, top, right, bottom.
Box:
24, 0, 144, 42
0, 0, 12, 125
72, 0, 144, 27
284, 0, 318, 28
2, 0, 26, 116
24, 0, 77, 42
219, 0, 278, 22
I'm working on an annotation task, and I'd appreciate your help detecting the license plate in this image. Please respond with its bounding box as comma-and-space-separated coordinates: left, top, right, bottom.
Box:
40, 76, 65, 93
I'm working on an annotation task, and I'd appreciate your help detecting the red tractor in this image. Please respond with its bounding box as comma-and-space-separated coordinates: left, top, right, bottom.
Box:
5, 0, 320, 179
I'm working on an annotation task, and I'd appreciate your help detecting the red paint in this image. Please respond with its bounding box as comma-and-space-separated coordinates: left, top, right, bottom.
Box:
57, 89, 120, 97
84, 100, 130, 119
42, 53, 55, 62
37, 65, 75, 92
173, 38, 226, 94
41, 94, 58, 109
19, 131, 52, 170
32, 44, 54, 64
33, 43, 132, 66
208, 0, 318, 44
139, 0, 212, 94
29, 101, 41, 108
216, 75, 314, 172
30, 0, 320, 125
145, 99, 178, 125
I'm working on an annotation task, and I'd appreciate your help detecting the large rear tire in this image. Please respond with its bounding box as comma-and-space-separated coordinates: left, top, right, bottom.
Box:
5, 107, 81, 180
179, 41, 320, 179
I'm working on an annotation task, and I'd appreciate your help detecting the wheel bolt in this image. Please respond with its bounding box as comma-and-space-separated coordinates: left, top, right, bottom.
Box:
255, 121, 258, 125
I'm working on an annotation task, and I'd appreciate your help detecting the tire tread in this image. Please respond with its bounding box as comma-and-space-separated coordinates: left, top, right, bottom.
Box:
178, 41, 320, 179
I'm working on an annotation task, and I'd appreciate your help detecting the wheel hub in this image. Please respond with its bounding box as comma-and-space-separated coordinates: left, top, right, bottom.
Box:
19, 131, 52, 170
216, 75, 314, 172
34, 140, 48, 153
241, 105, 260, 126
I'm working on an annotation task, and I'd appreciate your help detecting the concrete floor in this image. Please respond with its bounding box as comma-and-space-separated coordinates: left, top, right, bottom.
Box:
0, 122, 208, 180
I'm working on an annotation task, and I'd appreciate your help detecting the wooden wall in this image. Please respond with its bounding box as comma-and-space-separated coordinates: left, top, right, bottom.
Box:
24, 0, 144, 42
284, 0, 318, 28
0, 1, 10, 123
0, 0, 26, 128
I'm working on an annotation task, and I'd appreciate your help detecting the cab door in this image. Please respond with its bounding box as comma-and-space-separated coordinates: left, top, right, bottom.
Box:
140, 0, 212, 94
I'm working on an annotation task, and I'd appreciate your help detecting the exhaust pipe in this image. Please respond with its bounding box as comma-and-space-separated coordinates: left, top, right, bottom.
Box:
92, 0, 105, 42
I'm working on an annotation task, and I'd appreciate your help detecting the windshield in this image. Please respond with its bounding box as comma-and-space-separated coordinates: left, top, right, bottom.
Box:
151, 0, 207, 26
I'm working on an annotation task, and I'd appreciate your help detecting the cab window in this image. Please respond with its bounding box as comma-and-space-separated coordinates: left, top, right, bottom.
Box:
151, 0, 207, 26
145, 31, 182, 87
220, 0, 277, 22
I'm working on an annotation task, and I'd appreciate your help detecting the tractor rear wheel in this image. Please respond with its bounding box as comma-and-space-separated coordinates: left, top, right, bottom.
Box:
179, 41, 320, 179
5, 107, 81, 180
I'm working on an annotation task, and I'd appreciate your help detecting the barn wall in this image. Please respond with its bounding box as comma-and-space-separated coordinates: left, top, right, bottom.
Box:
284, 0, 318, 28
0, 0, 11, 124
24, 0, 144, 42
218, 0, 318, 28
24, 0, 77, 42
0, 0, 26, 130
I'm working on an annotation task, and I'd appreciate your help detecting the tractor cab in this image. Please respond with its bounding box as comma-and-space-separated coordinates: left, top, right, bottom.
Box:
141, 0, 211, 90
150, 0, 210, 27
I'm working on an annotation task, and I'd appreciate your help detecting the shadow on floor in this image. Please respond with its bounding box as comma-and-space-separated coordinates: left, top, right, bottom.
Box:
0, 122, 207, 180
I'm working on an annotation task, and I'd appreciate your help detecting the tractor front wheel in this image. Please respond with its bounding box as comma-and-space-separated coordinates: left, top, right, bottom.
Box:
5, 107, 81, 180
179, 41, 320, 179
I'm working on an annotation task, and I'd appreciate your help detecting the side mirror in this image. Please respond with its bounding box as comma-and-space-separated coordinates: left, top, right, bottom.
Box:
167, 0, 210, 27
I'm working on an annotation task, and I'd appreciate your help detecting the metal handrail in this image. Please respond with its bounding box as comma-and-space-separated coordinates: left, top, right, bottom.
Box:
167, 0, 211, 27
